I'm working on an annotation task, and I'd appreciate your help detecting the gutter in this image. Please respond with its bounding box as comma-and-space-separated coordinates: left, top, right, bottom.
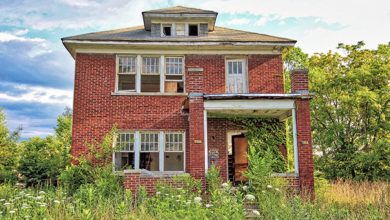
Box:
61, 39, 296, 47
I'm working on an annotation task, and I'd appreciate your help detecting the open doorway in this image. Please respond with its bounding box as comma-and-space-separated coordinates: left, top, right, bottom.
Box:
228, 132, 248, 184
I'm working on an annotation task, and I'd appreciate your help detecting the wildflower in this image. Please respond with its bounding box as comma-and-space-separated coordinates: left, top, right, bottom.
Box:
245, 194, 256, 201
9, 210, 16, 214
275, 188, 280, 192
205, 204, 213, 208
266, 185, 273, 189
261, 190, 265, 194
242, 186, 248, 191
252, 210, 260, 216
39, 191, 46, 195
4, 202, 11, 206
185, 201, 191, 205
0, 199, 4, 202
40, 203, 47, 207
221, 183, 229, 188
21, 205, 30, 209
156, 191, 161, 195
36, 196, 43, 200
194, 197, 202, 204
176, 200, 180, 202
177, 195, 181, 198
54, 200, 61, 204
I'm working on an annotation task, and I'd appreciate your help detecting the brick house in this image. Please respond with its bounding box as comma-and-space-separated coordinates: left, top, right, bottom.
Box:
62, 6, 314, 196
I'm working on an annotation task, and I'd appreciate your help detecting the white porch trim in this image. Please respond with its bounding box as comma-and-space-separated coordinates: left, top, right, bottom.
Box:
204, 110, 208, 174
204, 99, 294, 110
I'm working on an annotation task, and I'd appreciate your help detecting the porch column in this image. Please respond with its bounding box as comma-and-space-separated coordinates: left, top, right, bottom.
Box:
291, 69, 314, 198
187, 64, 206, 182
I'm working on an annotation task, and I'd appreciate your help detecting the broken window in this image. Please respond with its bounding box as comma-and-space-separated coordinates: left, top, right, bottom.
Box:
162, 24, 172, 37
141, 57, 160, 92
114, 132, 135, 171
188, 24, 198, 36
165, 57, 184, 93
140, 133, 159, 171
164, 133, 184, 171
175, 23, 185, 36
118, 56, 136, 91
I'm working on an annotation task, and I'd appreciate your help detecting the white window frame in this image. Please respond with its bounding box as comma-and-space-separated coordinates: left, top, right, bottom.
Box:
116, 55, 137, 92
113, 132, 135, 171
113, 131, 186, 172
115, 55, 186, 94
164, 56, 185, 93
225, 58, 248, 93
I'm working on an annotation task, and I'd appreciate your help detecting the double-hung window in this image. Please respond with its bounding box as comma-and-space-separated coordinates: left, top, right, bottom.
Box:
117, 56, 136, 91
141, 57, 160, 92
113, 131, 185, 172
165, 57, 184, 93
114, 132, 135, 170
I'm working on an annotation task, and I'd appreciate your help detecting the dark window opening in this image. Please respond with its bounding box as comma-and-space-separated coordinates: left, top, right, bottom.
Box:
141, 75, 160, 92
163, 26, 171, 36
189, 25, 198, 36
140, 152, 159, 171
114, 152, 134, 171
118, 74, 136, 91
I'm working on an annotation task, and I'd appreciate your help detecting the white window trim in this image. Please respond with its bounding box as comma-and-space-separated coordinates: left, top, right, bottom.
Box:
116, 55, 185, 94
225, 57, 249, 93
160, 22, 200, 37
113, 131, 186, 172
164, 56, 185, 93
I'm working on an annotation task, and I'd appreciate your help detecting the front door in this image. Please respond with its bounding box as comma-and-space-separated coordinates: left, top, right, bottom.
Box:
226, 59, 247, 93
233, 134, 248, 183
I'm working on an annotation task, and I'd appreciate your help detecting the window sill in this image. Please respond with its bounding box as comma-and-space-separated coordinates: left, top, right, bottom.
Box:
111, 91, 188, 96
122, 169, 186, 177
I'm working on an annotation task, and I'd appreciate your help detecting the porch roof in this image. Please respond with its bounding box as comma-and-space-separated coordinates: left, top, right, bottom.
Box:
203, 93, 313, 100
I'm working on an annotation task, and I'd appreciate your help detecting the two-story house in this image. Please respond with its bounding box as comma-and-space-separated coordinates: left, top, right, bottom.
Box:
62, 6, 314, 196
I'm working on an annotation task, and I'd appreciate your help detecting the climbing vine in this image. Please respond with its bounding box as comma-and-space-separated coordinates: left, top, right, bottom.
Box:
235, 118, 287, 173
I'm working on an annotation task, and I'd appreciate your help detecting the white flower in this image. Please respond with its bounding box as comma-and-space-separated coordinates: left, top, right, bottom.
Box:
0, 199, 5, 202
40, 204, 46, 207
267, 185, 273, 189
54, 200, 61, 204
194, 197, 202, 204
221, 183, 229, 188
156, 191, 161, 195
205, 204, 213, 208
177, 195, 181, 198
185, 201, 191, 205
35, 196, 43, 200
9, 210, 16, 214
275, 188, 280, 192
245, 194, 256, 201
262, 190, 266, 193
242, 186, 248, 191
4, 202, 11, 206
39, 191, 46, 195
252, 210, 260, 216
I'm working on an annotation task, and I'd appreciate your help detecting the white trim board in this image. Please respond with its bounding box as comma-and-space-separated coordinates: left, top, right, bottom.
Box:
204, 99, 295, 110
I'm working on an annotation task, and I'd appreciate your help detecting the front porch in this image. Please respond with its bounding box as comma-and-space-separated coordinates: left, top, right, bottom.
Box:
202, 94, 312, 193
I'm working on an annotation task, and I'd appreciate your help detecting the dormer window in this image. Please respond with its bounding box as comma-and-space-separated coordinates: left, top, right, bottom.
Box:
188, 24, 198, 36
162, 24, 172, 37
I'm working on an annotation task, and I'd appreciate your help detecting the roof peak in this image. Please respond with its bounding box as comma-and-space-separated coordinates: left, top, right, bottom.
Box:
142, 5, 218, 14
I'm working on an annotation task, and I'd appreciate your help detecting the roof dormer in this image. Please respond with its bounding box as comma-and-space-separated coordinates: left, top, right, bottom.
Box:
142, 6, 218, 37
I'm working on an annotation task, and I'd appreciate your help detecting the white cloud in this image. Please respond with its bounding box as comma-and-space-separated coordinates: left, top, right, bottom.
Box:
228, 18, 251, 25
0, 83, 73, 106
0, 32, 44, 43
60, 0, 99, 8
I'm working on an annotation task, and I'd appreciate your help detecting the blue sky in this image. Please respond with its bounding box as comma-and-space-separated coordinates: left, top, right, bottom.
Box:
0, 0, 389, 139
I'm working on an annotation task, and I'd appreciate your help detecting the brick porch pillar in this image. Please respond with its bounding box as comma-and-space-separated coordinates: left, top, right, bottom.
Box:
186, 64, 206, 182
291, 69, 314, 198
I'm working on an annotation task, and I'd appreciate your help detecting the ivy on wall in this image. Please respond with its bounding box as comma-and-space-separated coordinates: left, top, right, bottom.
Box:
235, 118, 287, 173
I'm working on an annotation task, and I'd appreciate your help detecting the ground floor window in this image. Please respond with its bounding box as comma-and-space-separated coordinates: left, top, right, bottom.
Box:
113, 131, 185, 172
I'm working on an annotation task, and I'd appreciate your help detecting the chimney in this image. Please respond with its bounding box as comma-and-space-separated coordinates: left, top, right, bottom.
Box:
291, 69, 309, 94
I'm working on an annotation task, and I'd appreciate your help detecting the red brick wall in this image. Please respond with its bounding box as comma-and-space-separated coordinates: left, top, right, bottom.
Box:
72, 53, 188, 159
184, 54, 284, 94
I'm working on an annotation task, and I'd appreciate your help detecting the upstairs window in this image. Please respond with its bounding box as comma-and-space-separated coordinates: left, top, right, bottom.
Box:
141, 57, 160, 92
162, 24, 172, 37
175, 24, 185, 36
165, 57, 184, 93
188, 24, 199, 36
117, 56, 136, 91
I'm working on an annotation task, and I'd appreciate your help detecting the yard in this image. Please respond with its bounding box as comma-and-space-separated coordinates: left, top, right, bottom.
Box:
0, 169, 388, 219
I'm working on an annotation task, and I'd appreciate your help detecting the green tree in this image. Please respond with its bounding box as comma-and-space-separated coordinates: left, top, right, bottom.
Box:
284, 42, 390, 180
0, 108, 21, 183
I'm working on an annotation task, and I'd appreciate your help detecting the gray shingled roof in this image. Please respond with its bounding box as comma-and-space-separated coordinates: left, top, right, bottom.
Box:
62, 26, 296, 44
142, 6, 217, 14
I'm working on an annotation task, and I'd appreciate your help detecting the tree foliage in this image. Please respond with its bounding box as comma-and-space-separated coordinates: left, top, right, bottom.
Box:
284, 42, 390, 180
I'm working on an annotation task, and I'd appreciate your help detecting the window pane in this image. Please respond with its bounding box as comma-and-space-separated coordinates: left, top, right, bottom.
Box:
163, 24, 172, 37
118, 74, 136, 91
165, 133, 183, 152
141, 75, 160, 92
114, 152, 134, 171
142, 57, 160, 74
140, 152, 159, 171
189, 24, 198, 36
176, 24, 185, 36
164, 152, 184, 171
238, 62, 243, 74
116, 133, 134, 151
118, 56, 136, 73
141, 133, 159, 152
165, 57, 183, 75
